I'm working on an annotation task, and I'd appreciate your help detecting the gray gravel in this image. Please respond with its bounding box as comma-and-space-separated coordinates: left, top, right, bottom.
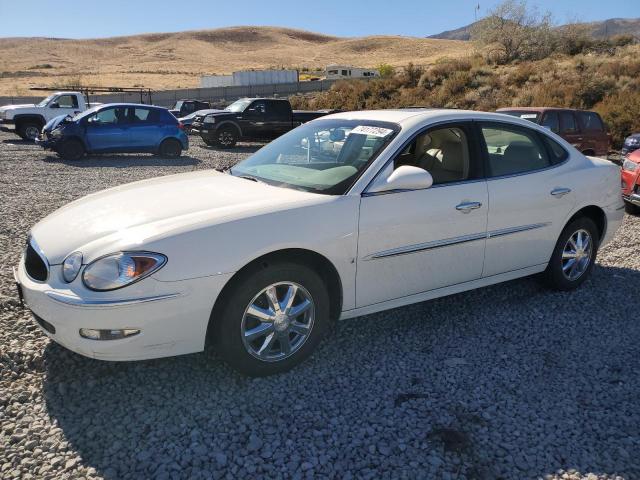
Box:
1, 131, 639, 479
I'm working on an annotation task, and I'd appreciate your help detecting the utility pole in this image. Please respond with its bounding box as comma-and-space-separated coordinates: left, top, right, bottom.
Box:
475, 3, 480, 22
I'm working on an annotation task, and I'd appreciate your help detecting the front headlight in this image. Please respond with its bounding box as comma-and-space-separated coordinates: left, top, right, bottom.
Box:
625, 137, 640, 146
62, 251, 83, 283
203, 116, 216, 124
622, 159, 639, 172
51, 128, 63, 137
82, 252, 167, 291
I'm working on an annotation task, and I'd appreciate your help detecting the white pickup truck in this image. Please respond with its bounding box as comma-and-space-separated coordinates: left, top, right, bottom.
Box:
0, 91, 96, 140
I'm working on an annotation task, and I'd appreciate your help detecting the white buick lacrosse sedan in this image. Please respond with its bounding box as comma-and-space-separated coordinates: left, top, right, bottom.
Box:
16, 109, 624, 375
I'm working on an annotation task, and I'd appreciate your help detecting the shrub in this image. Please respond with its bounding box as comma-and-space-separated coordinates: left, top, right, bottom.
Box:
377, 63, 394, 78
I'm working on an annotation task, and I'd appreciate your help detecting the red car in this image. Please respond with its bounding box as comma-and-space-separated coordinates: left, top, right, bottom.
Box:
622, 149, 640, 214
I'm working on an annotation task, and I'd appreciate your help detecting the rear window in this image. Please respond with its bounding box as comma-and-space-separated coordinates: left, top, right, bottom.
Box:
577, 111, 604, 132
542, 135, 569, 164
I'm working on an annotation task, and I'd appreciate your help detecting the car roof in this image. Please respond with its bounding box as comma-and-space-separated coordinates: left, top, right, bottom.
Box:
324, 108, 553, 129
97, 103, 167, 110
497, 107, 595, 113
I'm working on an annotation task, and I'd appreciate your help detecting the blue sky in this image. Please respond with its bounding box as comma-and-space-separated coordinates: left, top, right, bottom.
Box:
0, 0, 636, 38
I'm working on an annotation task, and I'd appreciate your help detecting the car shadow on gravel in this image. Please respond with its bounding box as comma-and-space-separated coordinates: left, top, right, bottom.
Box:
197, 143, 263, 154
39, 264, 640, 479
42, 154, 201, 168
2, 139, 34, 145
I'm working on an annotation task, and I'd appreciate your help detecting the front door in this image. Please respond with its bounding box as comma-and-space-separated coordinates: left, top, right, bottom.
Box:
84, 107, 130, 152
356, 123, 488, 307
479, 121, 577, 277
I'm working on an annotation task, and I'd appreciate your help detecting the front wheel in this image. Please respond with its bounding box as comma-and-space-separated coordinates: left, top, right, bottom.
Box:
213, 262, 330, 376
543, 217, 599, 291
624, 201, 640, 215
18, 123, 41, 141
55, 139, 85, 161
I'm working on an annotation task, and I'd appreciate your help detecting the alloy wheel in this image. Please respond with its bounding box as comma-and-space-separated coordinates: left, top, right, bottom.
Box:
561, 229, 593, 281
218, 131, 234, 146
240, 282, 315, 362
25, 126, 40, 140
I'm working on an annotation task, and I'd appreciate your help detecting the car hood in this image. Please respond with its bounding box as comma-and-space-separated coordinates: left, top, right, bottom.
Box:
0, 104, 36, 112
43, 114, 71, 132
31, 170, 324, 264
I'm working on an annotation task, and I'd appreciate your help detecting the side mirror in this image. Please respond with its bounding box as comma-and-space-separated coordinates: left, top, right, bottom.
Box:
50, 102, 60, 109
367, 165, 433, 194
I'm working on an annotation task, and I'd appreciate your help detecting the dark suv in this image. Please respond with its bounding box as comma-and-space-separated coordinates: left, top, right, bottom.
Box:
497, 107, 610, 157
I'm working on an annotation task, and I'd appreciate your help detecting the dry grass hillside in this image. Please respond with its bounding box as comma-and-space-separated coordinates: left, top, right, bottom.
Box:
0, 26, 468, 96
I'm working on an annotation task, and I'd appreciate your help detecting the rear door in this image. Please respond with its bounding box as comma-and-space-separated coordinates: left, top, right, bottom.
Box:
84, 107, 130, 152
480, 121, 576, 277
265, 101, 293, 138
126, 107, 164, 151
577, 111, 609, 156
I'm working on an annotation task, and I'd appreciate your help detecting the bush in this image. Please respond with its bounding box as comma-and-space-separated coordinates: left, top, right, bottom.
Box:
377, 63, 394, 78
595, 91, 640, 147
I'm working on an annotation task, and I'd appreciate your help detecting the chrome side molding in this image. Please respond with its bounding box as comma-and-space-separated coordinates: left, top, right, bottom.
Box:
365, 222, 551, 260
45, 291, 182, 308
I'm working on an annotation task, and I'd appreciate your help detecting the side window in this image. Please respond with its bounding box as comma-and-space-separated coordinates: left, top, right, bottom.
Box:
394, 125, 474, 185
480, 124, 550, 177
132, 108, 151, 122
577, 111, 604, 132
88, 108, 119, 125
559, 112, 578, 134
56, 95, 78, 108
183, 103, 196, 114
541, 112, 559, 133
249, 101, 266, 115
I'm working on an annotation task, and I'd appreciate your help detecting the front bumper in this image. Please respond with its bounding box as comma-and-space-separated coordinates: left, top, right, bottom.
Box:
0, 119, 15, 133
624, 193, 640, 207
15, 258, 233, 361
35, 133, 60, 149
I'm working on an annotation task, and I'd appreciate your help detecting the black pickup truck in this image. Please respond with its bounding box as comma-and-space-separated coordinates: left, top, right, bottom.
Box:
191, 98, 337, 148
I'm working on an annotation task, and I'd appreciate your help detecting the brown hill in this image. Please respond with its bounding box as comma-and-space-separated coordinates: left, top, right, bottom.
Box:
0, 26, 468, 96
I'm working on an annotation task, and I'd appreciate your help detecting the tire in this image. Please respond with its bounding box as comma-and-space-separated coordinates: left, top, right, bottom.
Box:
55, 139, 85, 161
215, 126, 237, 148
542, 217, 599, 291
18, 123, 42, 141
624, 201, 640, 215
158, 138, 182, 158
212, 262, 330, 376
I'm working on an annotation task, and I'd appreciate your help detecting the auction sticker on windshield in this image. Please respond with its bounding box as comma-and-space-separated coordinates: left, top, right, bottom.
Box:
351, 126, 394, 137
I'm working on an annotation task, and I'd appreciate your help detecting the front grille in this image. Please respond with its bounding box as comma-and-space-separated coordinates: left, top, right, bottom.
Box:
33, 314, 56, 334
24, 242, 48, 282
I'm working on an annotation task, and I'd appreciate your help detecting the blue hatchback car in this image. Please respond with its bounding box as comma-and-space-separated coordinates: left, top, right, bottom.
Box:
36, 103, 189, 160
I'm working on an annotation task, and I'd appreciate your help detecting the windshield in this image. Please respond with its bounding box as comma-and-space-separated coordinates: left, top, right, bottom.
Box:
499, 110, 540, 123
72, 104, 102, 121
225, 99, 252, 113
229, 119, 399, 194
36, 94, 56, 107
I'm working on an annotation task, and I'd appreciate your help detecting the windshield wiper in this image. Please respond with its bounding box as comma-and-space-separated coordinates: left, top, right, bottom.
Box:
237, 174, 261, 183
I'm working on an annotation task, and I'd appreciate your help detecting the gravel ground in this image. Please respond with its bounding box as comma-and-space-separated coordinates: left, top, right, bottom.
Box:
1, 131, 639, 480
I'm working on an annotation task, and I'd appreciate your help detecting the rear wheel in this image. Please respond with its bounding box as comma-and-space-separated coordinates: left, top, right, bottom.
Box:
18, 123, 41, 141
158, 138, 182, 157
212, 262, 330, 376
55, 139, 85, 161
543, 217, 599, 291
624, 201, 640, 215
216, 126, 237, 148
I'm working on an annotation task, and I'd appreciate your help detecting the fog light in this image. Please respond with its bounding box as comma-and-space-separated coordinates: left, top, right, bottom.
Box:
79, 328, 140, 340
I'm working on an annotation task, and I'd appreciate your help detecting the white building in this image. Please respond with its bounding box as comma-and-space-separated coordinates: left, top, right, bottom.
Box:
200, 70, 299, 88
325, 65, 380, 80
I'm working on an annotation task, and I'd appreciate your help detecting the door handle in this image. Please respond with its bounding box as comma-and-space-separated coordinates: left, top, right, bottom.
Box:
456, 201, 482, 213
551, 187, 571, 198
